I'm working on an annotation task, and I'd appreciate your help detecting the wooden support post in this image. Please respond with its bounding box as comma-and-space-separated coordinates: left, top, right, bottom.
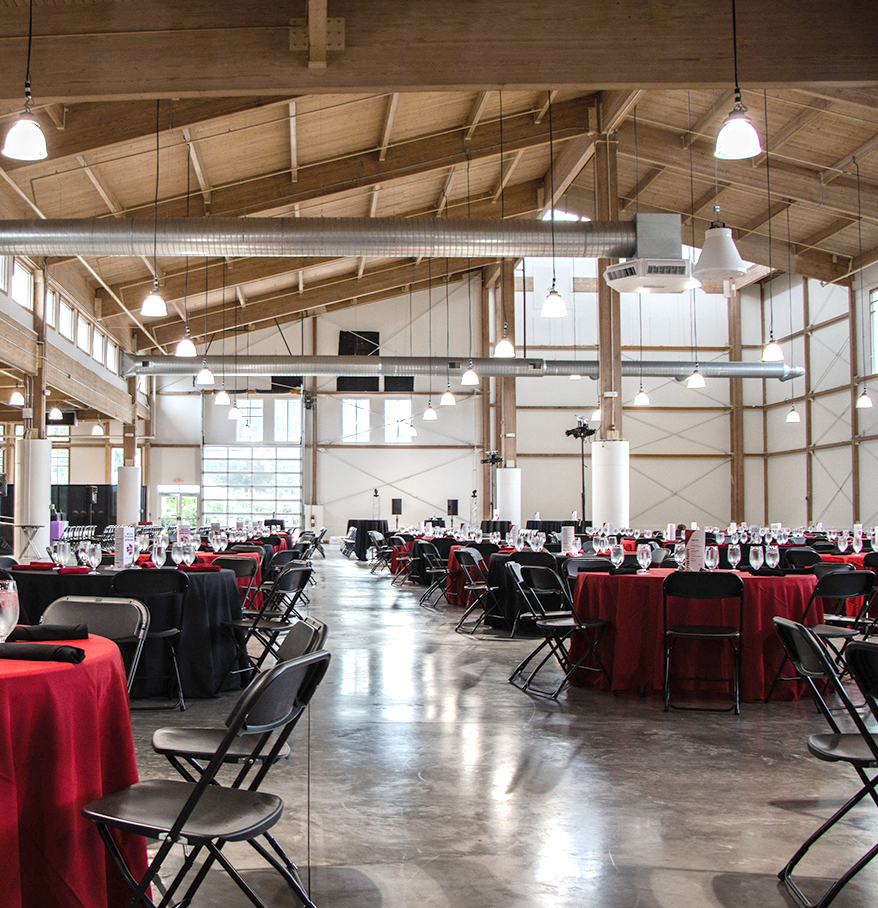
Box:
499, 260, 516, 465
123, 377, 138, 467
594, 134, 622, 440
727, 285, 745, 522
480, 275, 492, 519
32, 267, 47, 439
803, 279, 813, 525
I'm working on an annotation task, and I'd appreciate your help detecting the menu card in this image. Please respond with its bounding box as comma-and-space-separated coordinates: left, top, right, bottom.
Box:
114, 525, 135, 570
561, 525, 576, 554
177, 523, 192, 543
685, 529, 706, 572
666, 523, 676, 541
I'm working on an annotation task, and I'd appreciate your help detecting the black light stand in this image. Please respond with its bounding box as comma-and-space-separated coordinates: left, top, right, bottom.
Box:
565, 418, 596, 530
480, 451, 504, 518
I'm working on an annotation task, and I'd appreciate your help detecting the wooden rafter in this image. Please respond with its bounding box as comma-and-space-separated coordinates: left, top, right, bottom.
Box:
682, 183, 730, 225
680, 90, 734, 149
307, 0, 328, 69
795, 217, 853, 254
534, 90, 558, 125
289, 102, 298, 182
491, 149, 524, 203
738, 200, 793, 238
436, 167, 456, 216
619, 166, 664, 212
822, 131, 878, 184
378, 93, 399, 161
182, 128, 212, 211
464, 91, 491, 141
751, 98, 832, 167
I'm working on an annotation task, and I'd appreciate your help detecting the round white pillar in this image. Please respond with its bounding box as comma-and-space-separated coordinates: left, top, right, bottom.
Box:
496, 467, 522, 528
116, 465, 142, 525
591, 440, 629, 530
14, 437, 51, 562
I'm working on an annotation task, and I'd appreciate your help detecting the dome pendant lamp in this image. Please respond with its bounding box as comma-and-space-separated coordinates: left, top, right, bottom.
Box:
2, 0, 47, 161
714, 0, 761, 161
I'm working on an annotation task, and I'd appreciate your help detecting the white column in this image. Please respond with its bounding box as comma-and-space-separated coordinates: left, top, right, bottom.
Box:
591, 440, 629, 530
116, 466, 142, 525
14, 438, 51, 562
496, 467, 522, 528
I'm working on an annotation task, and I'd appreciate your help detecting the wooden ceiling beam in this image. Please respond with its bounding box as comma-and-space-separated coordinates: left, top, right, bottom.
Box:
464, 92, 491, 142
544, 134, 596, 210
680, 90, 735, 149
615, 119, 878, 224
182, 128, 212, 212
751, 98, 832, 167
795, 216, 853, 254
737, 200, 793, 238
619, 166, 665, 212
436, 166, 456, 216
378, 93, 399, 161
682, 183, 730, 225
597, 90, 642, 134
146, 255, 497, 348
491, 149, 524, 203
799, 87, 878, 113
307, 0, 328, 69
821, 131, 878, 185
533, 90, 558, 125
289, 102, 299, 182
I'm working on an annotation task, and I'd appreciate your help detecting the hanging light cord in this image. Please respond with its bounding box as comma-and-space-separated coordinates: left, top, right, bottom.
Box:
731, 0, 741, 95
787, 206, 796, 401
445, 258, 451, 380
498, 91, 508, 335
427, 258, 433, 394
633, 108, 639, 215
855, 158, 870, 384
466, 150, 473, 360
221, 260, 226, 385
521, 257, 527, 358
687, 92, 699, 369
638, 294, 644, 390
764, 91, 776, 341
152, 100, 160, 293
182, 144, 191, 335
548, 94, 557, 286
24, 0, 35, 111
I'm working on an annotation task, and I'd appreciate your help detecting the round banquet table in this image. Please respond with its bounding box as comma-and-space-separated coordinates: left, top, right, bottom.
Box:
570, 568, 819, 701
10, 566, 247, 698
0, 634, 147, 908
822, 552, 869, 570
346, 519, 389, 561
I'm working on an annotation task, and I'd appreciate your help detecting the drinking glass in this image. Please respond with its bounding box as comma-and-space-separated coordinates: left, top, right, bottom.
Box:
636, 544, 652, 573
87, 542, 102, 574
730, 531, 740, 546
218, 532, 228, 552
0, 579, 19, 642
853, 534, 863, 554
715, 531, 726, 546
704, 546, 719, 572
514, 534, 525, 553
50, 539, 66, 567
77, 540, 90, 566
761, 526, 771, 543
152, 538, 166, 567
170, 541, 185, 565
610, 544, 625, 570
183, 541, 197, 566
727, 543, 741, 570
749, 546, 764, 571
837, 534, 850, 554
765, 544, 780, 569
674, 542, 687, 570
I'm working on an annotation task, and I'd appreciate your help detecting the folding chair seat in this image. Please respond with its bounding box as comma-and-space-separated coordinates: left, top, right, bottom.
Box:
418, 542, 451, 608
766, 570, 876, 701
389, 535, 415, 587
663, 570, 744, 714
42, 595, 149, 692
212, 554, 259, 610
773, 622, 878, 908
83, 651, 331, 908
507, 563, 609, 698
312, 527, 327, 558
111, 569, 190, 710
454, 548, 502, 634
222, 565, 312, 684
262, 549, 302, 587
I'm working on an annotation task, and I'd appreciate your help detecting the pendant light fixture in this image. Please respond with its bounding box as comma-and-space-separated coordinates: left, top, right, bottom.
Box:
424, 401, 437, 420
91, 422, 105, 436
687, 367, 706, 389
854, 157, 873, 409
440, 262, 456, 406
408, 421, 418, 438
633, 295, 650, 405
693, 209, 748, 283
591, 407, 602, 424
228, 401, 242, 420
2, 0, 47, 161
756, 92, 784, 363
493, 94, 517, 356
423, 263, 439, 419
493, 334, 515, 358
240, 420, 253, 438
175, 146, 197, 356
48, 406, 62, 421
714, 0, 761, 160
142, 101, 167, 318
786, 403, 801, 423
541, 93, 567, 318
461, 362, 480, 386
9, 387, 24, 406
215, 261, 231, 405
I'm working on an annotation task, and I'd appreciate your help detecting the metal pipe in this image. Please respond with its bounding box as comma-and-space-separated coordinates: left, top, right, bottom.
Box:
124, 354, 804, 382
0, 217, 636, 259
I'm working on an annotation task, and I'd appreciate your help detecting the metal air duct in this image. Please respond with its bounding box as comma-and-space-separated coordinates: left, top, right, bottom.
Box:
124, 354, 804, 382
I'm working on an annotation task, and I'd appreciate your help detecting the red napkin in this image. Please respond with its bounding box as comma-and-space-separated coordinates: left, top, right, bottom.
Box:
139, 561, 156, 569
177, 564, 222, 572
58, 566, 90, 574
13, 562, 56, 571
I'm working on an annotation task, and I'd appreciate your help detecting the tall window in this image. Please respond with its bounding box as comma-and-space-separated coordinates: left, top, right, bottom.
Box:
870, 288, 878, 378
274, 398, 303, 443
92, 330, 103, 363
11, 261, 33, 310
45, 289, 56, 327
342, 399, 370, 442
202, 446, 303, 527
50, 448, 69, 484
236, 399, 264, 442
77, 314, 90, 353
384, 399, 412, 443
58, 299, 73, 340
106, 340, 117, 373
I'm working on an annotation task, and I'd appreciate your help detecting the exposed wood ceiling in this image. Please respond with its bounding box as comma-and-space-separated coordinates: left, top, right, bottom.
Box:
0, 0, 874, 373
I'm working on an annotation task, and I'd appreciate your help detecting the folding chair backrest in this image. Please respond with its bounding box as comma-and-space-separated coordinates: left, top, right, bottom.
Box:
0, 556, 17, 569
864, 551, 878, 571
455, 548, 485, 582
845, 642, 878, 729
111, 569, 189, 634
783, 546, 822, 569
772, 616, 834, 681
272, 565, 312, 595
811, 562, 854, 580
472, 541, 499, 559
43, 595, 149, 690
275, 616, 329, 662
510, 550, 556, 569
814, 569, 875, 601
565, 556, 613, 576
663, 570, 744, 601
264, 549, 299, 579
520, 565, 572, 613
212, 555, 258, 579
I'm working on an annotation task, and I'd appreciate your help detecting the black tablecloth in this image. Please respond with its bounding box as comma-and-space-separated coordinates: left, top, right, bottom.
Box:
481, 520, 512, 537
486, 552, 570, 630
525, 520, 580, 534
346, 519, 389, 561
12, 567, 246, 698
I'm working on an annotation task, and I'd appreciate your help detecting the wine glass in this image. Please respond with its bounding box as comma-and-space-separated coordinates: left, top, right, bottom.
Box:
636, 544, 652, 574
704, 546, 719, 572
171, 541, 185, 566
151, 538, 166, 567
715, 531, 726, 546
674, 542, 687, 570
749, 546, 764, 571
50, 539, 65, 567
853, 534, 863, 554
218, 532, 228, 552
837, 534, 850, 554
610, 544, 626, 570
514, 533, 525, 553
765, 544, 780, 569
77, 540, 90, 566
727, 543, 741, 570
183, 541, 197, 566
730, 531, 740, 546
0, 579, 19, 642
87, 542, 102, 574
780, 528, 790, 546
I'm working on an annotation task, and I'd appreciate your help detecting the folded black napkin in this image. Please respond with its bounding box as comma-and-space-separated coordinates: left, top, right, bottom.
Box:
0, 643, 86, 663
746, 566, 788, 576
8, 624, 88, 642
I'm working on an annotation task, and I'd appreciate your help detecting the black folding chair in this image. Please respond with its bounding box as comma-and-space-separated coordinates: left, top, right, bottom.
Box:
83, 651, 331, 908
663, 570, 744, 714
42, 595, 149, 693
390, 535, 415, 587
454, 548, 502, 634
564, 556, 613, 596
782, 546, 823, 570
111, 569, 190, 710
766, 570, 876, 701
368, 531, 393, 573
212, 554, 259, 611
506, 563, 610, 698
418, 542, 451, 608
773, 623, 878, 908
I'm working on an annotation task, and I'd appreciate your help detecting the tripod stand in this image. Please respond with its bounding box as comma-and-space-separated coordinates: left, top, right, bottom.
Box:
565, 419, 596, 528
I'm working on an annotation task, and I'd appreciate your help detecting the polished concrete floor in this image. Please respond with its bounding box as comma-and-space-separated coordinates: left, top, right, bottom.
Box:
129, 550, 878, 907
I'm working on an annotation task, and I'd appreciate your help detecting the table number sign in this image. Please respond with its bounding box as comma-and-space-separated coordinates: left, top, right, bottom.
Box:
561, 525, 576, 554
685, 529, 706, 572
177, 523, 192, 543
114, 526, 135, 569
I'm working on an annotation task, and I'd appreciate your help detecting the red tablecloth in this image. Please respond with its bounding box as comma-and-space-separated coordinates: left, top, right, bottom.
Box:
571, 568, 819, 701
0, 634, 147, 908
822, 553, 868, 569
196, 551, 263, 609
445, 545, 471, 606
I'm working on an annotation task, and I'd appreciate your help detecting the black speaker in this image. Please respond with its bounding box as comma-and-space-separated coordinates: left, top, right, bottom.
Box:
391, 498, 403, 516
447, 499, 458, 516
0, 473, 7, 497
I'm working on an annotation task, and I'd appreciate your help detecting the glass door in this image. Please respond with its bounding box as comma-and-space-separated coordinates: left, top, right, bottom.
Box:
159, 492, 200, 529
